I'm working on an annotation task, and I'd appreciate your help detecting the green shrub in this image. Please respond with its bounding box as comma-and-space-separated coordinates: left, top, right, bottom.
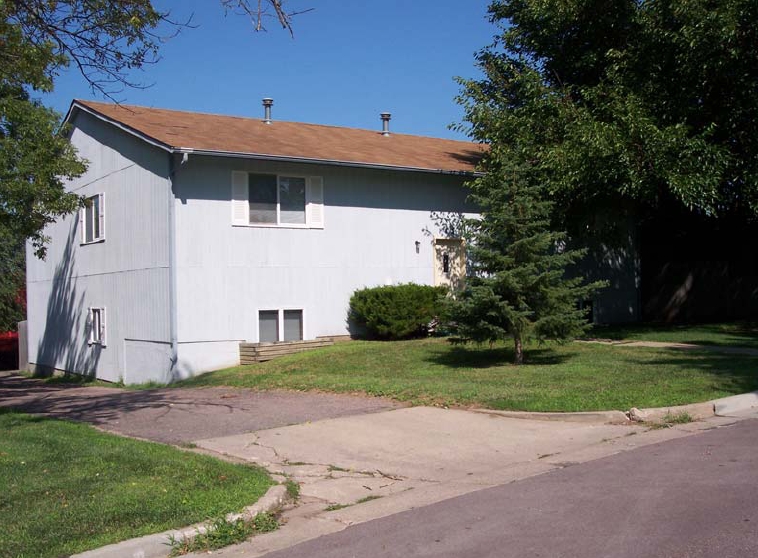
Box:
349, 284, 447, 340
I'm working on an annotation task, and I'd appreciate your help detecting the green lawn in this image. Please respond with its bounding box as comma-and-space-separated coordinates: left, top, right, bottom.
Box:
588, 321, 758, 349
176, 337, 758, 412
0, 411, 273, 558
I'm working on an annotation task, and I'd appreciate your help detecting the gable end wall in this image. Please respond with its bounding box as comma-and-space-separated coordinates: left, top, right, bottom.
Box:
26, 110, 173, 383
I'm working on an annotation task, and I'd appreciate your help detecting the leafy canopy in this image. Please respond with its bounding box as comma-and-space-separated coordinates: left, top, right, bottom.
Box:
458, 0, 758, 233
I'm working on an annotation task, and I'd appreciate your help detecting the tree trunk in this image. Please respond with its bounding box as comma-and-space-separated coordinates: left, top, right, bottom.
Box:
514, 335, 524, 365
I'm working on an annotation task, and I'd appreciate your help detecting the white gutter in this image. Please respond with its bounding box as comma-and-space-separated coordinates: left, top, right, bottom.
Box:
172, 148, 482, 177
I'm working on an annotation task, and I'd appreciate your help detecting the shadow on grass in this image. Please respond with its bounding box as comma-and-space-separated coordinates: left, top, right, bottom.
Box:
427, 342, 571, 369
0, 373, 240, 441
0, 407, 50, 423
40, 373, 105, 386
590, 321, 758, 348
635, 350, 758, 396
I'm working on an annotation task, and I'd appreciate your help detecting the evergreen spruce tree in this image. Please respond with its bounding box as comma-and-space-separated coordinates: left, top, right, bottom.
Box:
447, 154, 605, 365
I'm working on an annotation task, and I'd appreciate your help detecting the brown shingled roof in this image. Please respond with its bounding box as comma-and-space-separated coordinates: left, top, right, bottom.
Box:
71, 100, 483, 174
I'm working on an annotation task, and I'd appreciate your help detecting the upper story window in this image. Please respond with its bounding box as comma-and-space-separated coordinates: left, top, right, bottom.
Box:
81, 193, 105, 244
232, 171, 323, 229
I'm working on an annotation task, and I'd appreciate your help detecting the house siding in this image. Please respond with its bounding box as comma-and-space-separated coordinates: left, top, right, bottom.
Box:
25, 106, 644, 384
26, 111, 172, 383
170, 156, 473, 375
574, 218, 641, 325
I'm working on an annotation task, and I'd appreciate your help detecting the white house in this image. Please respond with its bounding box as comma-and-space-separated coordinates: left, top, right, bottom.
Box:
26, 100, 639, 384
25, 100, 485, 383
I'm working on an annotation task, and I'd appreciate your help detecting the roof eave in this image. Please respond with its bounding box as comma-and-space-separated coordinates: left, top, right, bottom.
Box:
66, 100, 173, 152
176, 148, 480, 177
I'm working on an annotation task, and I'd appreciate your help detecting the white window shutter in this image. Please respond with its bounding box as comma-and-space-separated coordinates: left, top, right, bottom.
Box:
98, 193, 105, 240
231, 171, 249, 225
100, 307, 107, 346
306, 176, 324, 228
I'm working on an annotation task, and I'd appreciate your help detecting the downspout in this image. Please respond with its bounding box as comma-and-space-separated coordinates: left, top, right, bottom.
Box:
167, 153, 180, 379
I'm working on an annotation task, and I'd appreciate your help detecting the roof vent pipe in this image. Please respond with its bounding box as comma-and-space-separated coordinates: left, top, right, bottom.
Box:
262, 98, 274, 124
380, 112, 391, 136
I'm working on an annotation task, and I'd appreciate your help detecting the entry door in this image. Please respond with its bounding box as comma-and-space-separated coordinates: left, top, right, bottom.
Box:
433, 238, 466, 290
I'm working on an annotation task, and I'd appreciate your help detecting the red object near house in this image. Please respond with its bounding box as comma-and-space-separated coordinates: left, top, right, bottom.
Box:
0, 331, 19, 370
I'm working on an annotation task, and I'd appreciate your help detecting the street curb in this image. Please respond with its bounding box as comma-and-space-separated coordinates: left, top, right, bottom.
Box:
473, 389, 758, 425
631, 401, 715, 422
713, 391, 758, 416
471, 409, 631, 424
634, 391, 758, 422
71, 484, 289, 558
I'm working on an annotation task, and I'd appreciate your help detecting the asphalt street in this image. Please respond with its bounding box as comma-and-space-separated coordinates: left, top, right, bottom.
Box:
259, 418, 758, 558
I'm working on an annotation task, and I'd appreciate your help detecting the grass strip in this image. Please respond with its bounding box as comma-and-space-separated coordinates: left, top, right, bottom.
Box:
176, 337, 758, 412
588, 321, 758, 349
0, 410, 273, 558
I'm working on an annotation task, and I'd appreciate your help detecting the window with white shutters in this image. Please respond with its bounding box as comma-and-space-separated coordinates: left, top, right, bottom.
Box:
231, 172, 323, 228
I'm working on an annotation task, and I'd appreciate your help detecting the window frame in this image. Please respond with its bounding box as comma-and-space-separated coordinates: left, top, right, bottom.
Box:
80, 193, 105, 245
257, 307, 305, 343
232, 171, 323, 229
88, 307, 107, 346
248, 173, 309, 228
257, 309, 280, 344
282, 308, 304, 342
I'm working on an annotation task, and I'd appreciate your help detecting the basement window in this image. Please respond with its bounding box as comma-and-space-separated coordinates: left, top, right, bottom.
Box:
283, 310, 303, 342
258, 310, 279, 343
258, 309, 304, 343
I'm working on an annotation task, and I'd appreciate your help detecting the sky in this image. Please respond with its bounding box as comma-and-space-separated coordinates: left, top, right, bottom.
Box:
42, 0, 497, 140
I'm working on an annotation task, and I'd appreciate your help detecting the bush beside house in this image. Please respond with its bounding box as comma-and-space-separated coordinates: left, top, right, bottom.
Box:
349, 284, 447, 340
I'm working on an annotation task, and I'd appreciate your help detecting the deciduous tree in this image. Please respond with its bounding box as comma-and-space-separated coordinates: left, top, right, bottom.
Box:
458, 0, 758, 235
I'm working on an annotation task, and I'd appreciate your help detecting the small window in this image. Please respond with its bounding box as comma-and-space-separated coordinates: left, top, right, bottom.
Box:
258, 309, 304, 343
258, 310, 279, 343
88, 307, 106, 346
81, 194, 105, 244
283, 310, 303, 342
